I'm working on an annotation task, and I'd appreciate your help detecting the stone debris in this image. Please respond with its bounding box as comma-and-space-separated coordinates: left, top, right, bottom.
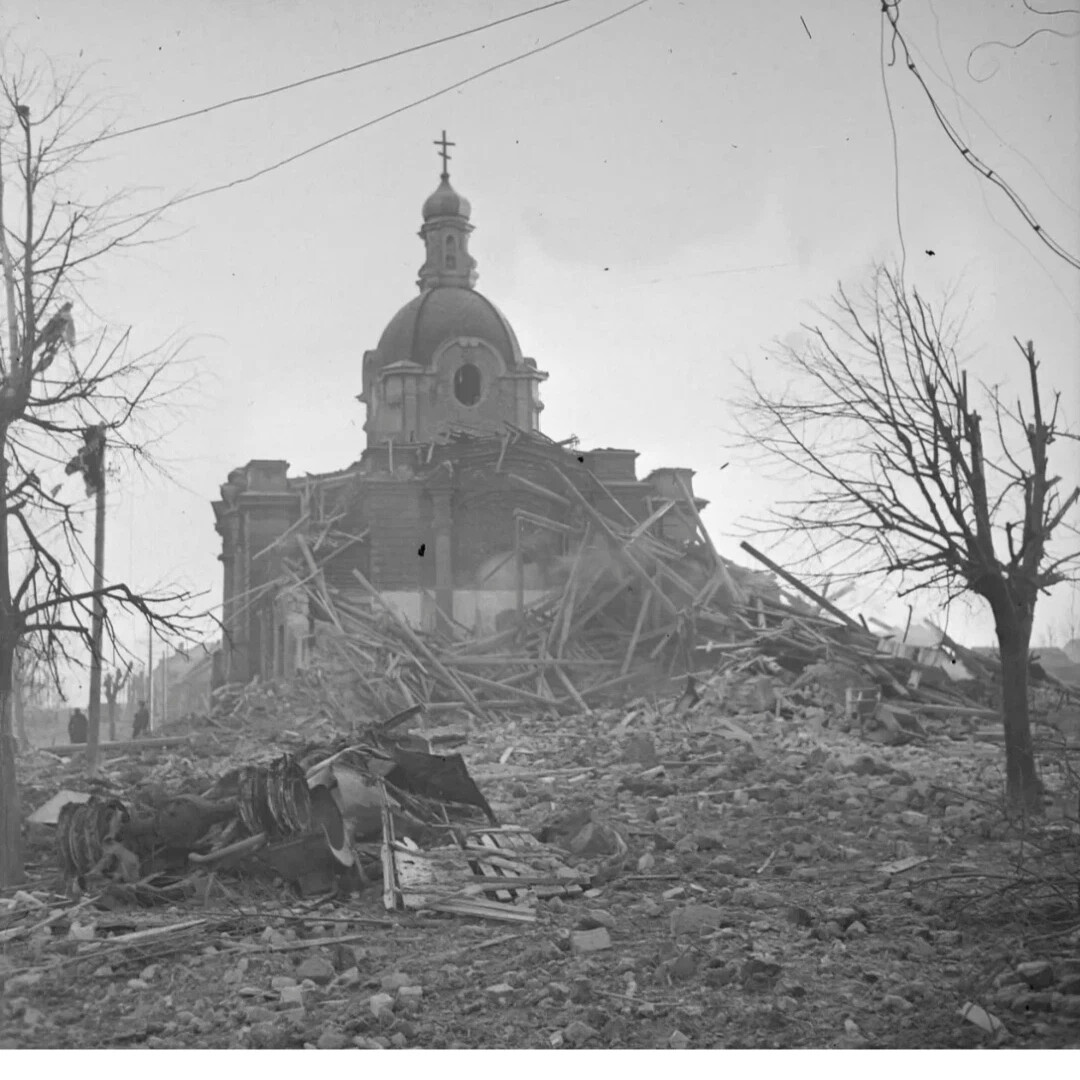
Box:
6, 541, 1079, 1051
959, 1002, 1007, 1036
367, 992, 395, 1018
295, 957, 335, 985
563, 1019, 600, 1046
670, 904, 727, 935
569, 927, 612, 955
1016, 961, 1054, 990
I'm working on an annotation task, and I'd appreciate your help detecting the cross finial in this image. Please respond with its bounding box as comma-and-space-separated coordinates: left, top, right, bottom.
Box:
435, 129, 455, 181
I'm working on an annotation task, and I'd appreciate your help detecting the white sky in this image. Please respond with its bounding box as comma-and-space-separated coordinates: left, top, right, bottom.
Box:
2, 0, 1079, 696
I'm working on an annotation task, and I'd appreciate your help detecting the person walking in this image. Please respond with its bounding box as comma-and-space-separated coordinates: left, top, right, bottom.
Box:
68, 708, 88, 745
132, 700, 150, 739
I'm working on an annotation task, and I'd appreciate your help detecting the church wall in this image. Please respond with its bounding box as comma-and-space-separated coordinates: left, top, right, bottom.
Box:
424, 340, 515, 437
316, 587, 539, 636
365, 482, 426, 590
380, 590, 424, 627
453, 589, 546, 635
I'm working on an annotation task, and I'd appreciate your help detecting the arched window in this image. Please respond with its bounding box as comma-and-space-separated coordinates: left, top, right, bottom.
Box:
453, 362, 482, 406
445, 234, 457, 270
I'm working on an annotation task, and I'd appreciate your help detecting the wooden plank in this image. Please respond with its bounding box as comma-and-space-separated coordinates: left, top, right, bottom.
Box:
505, 472, 572, 508
351, 568, 491, 721
189, 833, 267, 865
548, 533, 588, 655
554, 666, 591, 714
630, 499, 678, 541
456, 671, 558, 707
297, 534, 344, 633
251, 513, 310, 561
428, 899, 536, 923
551, 467, 680, 618
477, 834, 514, 902
739, 541, 862, 631
621, 591, 652, 676
48, 736, 189, 756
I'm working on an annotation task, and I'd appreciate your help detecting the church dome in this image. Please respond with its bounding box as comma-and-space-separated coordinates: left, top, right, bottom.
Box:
373, 286, 523, 372
422, 177, 471, 221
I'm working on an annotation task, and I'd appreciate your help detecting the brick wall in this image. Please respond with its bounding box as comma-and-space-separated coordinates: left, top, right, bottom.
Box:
364, 482, 426, 590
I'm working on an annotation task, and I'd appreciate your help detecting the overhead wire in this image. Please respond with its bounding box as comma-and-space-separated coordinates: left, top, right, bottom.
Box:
116, 0, 649, 222
880, 0, 1080, 272
922, 0, 1080, 327
65, 0, 586, 151
923, 0, 1077, 217
879, 5, 907, 283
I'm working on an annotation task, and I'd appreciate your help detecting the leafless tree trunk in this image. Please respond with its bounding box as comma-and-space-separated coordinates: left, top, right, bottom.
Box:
0, 63, 198, 885
735, 266, 1079, 813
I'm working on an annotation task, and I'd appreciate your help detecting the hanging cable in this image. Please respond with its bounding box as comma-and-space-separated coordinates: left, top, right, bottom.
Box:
880, 7, 907, 282
64, 0, 585, 152
880, 0, 1080, 272
116, 0, 649, 221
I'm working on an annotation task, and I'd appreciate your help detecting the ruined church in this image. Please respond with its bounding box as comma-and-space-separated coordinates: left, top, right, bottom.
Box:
213, 137, 703, 683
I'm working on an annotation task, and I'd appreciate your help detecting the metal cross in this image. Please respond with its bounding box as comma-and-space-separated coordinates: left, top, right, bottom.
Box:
434, 130, 455, 180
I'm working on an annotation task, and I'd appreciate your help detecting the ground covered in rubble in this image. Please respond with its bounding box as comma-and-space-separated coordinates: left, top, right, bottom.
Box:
2, 679, 1079, 1050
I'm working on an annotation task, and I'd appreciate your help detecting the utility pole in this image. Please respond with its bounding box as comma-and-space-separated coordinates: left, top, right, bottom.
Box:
148, 630, 154, 731
66, 426, 107, 772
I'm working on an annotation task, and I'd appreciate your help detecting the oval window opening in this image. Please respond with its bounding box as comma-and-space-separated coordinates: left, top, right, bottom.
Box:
454, 362, 482, 406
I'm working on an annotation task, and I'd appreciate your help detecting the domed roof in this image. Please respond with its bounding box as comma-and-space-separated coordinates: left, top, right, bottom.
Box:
422, 177, 471, 221
374, 286, 523, 372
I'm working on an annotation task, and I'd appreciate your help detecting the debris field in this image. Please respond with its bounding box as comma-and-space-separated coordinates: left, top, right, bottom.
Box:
3, 509, 1079, 1049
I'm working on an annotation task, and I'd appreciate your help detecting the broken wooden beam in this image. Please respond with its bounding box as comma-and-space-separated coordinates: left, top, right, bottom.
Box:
189, 832, 268, 864
48, 735, 190, 756
739, 541, 862, 631
350, 568, 492, 722
552, 467, 681, 619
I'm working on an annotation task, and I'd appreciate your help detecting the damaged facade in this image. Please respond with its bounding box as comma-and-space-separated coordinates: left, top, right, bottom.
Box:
213, 144, 703, 683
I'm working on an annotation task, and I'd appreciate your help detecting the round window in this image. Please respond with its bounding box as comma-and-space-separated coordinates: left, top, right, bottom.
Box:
453, 362, 482, 406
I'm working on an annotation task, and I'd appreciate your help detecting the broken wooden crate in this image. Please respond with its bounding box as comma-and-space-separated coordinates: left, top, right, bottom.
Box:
381, 802, 587, 923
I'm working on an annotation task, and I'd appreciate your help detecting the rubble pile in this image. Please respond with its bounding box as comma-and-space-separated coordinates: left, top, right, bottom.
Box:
208, 669, 352, 732
270, 456, 1039, 734
6, 452, 1080, 1048
6, 676, 1079, 1050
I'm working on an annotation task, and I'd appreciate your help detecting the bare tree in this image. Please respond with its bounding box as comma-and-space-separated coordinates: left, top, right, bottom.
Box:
735, 265, 1080, 812
0, 62, 198, 885
11, 638, 52, 750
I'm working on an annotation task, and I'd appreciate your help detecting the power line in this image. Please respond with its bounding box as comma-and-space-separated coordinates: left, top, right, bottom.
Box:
879, 7, 907, 283
68, 0, 585, 151
922, 0, 1080, 326
122, 0, 649, 219
881, 0, 1080, 272
921, 0, 1078, 218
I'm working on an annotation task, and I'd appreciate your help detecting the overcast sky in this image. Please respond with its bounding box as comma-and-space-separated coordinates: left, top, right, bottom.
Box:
2, 0, 1078, 690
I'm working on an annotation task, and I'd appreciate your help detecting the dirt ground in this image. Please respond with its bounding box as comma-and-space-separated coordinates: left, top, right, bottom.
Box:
2, 689, 1079, 1050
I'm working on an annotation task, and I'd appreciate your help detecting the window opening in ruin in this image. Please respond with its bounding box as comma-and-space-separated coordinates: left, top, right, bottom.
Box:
453, 362, 482, 406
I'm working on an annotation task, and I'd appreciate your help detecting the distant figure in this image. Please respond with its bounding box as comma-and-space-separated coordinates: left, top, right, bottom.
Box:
132, 701, 150, 740
68, 708, 88, 745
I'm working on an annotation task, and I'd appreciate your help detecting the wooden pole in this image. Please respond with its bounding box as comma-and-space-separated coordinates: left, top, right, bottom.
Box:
85, 430, 106, 775
350, 568, 492, 721
621, 591, 652, 676
550, 468, 679, 618
739, 541, 862, 631
148, 628, 154, 732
